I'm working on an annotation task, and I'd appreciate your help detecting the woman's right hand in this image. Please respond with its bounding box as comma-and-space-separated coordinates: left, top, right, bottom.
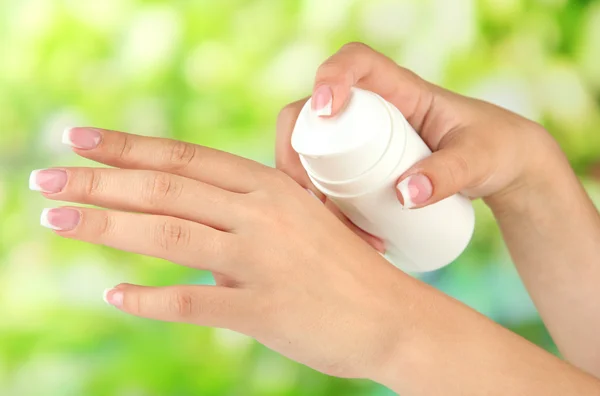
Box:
275, 42, 562, 248
276, 42, 600, 380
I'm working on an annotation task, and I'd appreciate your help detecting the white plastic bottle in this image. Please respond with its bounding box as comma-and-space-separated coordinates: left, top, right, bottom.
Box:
291, 88, 475, 273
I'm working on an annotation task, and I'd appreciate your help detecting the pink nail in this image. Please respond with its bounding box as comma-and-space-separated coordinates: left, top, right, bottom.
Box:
312, 85, 333, 116
103, 288, 124, 307
29, 169, 67, 193
40, 208, 81, 231
62, 127, 102, 150
397, 174, 433, 209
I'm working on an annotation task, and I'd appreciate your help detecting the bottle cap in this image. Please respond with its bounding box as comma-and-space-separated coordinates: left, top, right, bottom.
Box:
291, 88, 392, 182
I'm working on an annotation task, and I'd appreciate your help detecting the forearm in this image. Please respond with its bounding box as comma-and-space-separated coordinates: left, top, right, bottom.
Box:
372, 283, 600, 395
486, 139, 600, 376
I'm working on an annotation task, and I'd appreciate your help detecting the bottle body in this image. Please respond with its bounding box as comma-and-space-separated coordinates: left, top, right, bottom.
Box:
323, 128, 474, 272
293, 88, 475, 273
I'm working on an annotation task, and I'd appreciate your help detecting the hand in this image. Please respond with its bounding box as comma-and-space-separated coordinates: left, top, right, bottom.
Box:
31, 128, 600, 396
275, 42, 600, 386
276, 42, 560, 218
31, 127, 421, 381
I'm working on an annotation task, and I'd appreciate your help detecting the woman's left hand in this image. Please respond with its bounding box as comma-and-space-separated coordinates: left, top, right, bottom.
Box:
31, 127, 600, 395
31, 127, 421, 382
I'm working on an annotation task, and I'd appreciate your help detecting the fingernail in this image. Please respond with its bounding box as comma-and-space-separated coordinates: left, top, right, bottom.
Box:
29, 169, 67, 193
40, 208, 81, 231
397, 174, 433, 209
312, 85, 333, 117
103, 288, 124, 307
62, 127, 102, 150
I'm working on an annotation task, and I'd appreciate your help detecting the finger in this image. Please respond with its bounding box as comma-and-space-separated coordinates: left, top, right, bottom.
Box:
323, 199, 386, 253
31, 167, 240, 231
104, 284, 253, 332
275, 97, 325, 199
41, 207, 236, 274
311, 42, 442, 143
395, 131, 487, 208
62, 127, 270, 193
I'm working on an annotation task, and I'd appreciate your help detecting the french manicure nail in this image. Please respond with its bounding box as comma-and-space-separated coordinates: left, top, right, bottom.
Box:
397, 174, 433, 209
29, 169, 67, 193
62, 127, 102, 150
40, 208, 81, 231
312, 85, 333, 117
103, 288, 124, 307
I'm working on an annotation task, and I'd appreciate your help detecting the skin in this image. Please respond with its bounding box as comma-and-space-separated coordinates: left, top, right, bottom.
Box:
277, 43, 600, 379
32, 42, 600, 394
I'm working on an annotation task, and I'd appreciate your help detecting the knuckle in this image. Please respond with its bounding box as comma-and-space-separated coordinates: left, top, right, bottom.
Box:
143, 172, 183, 205
212, 235, 230, 256
205, 232, 234, 261
252, 196, 290, 228
117, 133, 134, 161
169, 291, 195, 318
255, 292, 285, 328
96, 211, 115, 237
340, 41, 371, 54
127, 293, 142, 315
316, 60, 343, 79
444, 152, 470, 188
316, 60, 353, 87
155, 220, 191, 251
167, 140, 197, 170
84, 168, 104, 196
318, 42, 377, 83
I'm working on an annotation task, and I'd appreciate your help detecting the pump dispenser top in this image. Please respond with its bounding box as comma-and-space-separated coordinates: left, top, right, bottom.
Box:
292, 89, 393, 181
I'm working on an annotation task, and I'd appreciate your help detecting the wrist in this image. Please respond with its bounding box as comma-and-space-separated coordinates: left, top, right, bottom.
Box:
484, 125, 569, 216
363, 276, 432, 393
366, 283, 501, 394
365, 281, 467, 393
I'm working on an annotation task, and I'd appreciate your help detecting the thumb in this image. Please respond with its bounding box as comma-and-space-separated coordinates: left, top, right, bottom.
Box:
396, 145, 474, 209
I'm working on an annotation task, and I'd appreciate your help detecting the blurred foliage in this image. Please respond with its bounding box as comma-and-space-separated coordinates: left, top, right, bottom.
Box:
0, 0, 599, 395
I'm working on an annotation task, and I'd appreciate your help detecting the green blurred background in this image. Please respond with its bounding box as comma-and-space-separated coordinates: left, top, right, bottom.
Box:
1, 0, 600, 395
